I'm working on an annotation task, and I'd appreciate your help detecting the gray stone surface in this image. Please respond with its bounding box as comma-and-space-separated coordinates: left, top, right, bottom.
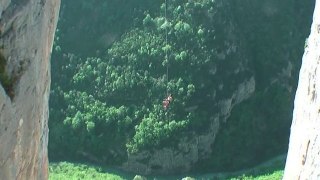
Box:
283, 0, 320, 179
0, 0, 60, 179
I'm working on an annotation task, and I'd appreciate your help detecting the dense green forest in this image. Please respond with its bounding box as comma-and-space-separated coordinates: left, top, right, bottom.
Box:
49, 0, 315, 174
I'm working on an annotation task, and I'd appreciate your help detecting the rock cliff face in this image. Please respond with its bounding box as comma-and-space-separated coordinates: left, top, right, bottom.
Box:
283, 0, 320, 179
0, 0, 60, 179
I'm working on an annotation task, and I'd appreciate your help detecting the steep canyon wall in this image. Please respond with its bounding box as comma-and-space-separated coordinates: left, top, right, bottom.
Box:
0, 0, 60, 179
284, 0, 320, 179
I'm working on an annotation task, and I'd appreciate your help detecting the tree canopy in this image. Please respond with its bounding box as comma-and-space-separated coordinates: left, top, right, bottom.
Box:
49, 0, 314, 172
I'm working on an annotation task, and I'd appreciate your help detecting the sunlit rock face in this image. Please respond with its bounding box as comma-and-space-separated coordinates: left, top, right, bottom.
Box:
0, 0, 60, 179
284, 1, 320, 179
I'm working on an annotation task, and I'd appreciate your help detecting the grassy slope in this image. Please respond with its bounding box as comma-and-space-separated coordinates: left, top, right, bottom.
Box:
49, 162, 128, 180
49, 155, 285, 180
228, 170, 283, 180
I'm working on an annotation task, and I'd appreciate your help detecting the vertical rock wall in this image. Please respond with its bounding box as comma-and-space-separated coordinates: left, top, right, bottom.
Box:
0, 0, 60, 179
284, 0, 320, 179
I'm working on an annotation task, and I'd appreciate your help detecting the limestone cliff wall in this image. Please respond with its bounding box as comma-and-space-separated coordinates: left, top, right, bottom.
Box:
283, 0, 320, 179
0, 0, 60, 179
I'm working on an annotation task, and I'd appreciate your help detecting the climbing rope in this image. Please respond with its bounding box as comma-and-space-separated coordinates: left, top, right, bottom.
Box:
165, 0, 169, 96
161, 0, 173, 113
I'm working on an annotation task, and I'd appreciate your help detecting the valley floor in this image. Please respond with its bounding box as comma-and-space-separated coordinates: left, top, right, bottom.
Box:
49, 155, 285, 180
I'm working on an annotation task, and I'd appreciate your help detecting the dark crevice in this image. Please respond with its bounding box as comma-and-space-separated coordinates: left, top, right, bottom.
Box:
11, 0, 32, 7
0, 51, 15, 99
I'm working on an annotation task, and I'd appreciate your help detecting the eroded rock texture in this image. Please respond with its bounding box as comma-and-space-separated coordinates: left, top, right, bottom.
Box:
0, 0, 60, 179
284, 0, 320, 179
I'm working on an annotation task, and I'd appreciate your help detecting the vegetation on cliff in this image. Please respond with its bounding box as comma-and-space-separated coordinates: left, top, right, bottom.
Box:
49, 0, 314, 173
0, 51, 14, 98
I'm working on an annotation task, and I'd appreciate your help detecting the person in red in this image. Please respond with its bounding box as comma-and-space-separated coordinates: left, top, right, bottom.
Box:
162, 94, 173, 110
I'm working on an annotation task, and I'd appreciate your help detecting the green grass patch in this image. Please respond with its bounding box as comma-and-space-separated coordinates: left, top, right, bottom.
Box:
49, 155, 284, 180
49, 161, 129, 180
223, 155, 285, 180
229, 170, 283, 180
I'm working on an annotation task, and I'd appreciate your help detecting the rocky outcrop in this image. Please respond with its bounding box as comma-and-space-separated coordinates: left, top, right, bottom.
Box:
0, 0, 60, 179
283, 0, 320, 179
